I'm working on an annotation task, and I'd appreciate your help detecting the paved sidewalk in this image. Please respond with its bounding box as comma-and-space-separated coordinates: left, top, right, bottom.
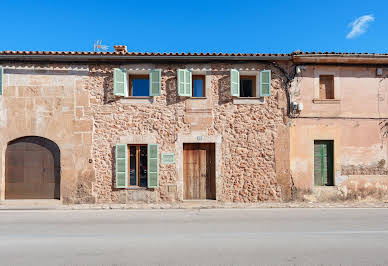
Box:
1, 199, 388, 210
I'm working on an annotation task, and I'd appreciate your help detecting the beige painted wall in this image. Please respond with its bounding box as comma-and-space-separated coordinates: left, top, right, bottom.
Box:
290, 65, 388, 190
0, 64, 95, 203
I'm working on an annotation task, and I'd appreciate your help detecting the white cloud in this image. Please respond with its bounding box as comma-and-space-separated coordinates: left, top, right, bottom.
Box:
346, 14, 375, 39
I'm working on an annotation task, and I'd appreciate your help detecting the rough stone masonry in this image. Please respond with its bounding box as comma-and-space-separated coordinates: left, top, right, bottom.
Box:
0, 56, 293, 204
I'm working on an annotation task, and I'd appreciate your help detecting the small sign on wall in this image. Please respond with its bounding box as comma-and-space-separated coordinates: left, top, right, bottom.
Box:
161, 153, 175, 164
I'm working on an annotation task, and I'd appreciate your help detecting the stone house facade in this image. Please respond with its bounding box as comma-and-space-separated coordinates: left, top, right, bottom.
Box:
2, 48, 387, 204
290, 52, 388, 200
0, 47, 293, 204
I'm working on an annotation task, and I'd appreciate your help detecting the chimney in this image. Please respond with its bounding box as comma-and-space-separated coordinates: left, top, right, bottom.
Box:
113, 45, 127, 53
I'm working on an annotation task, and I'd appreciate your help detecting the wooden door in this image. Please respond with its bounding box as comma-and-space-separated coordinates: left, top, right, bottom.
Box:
183, 143, 215, 200
5, 137, 60, 199
314, 140, 334, 186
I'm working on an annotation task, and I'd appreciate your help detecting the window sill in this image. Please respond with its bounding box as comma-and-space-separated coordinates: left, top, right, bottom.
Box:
190, 97, 207, 99
233, 97, 264, 105
119, 96, 153, 104
312, 99, 340, 104
125, 186, 154, 191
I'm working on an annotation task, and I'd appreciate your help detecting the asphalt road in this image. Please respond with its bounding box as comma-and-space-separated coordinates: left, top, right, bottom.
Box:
0, 208, 387, 265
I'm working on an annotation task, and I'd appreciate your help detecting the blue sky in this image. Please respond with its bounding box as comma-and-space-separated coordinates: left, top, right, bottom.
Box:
1, 0, 386, 53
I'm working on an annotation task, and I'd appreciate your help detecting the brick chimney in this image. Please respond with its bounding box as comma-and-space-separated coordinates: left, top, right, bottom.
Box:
113, 45, 127, 53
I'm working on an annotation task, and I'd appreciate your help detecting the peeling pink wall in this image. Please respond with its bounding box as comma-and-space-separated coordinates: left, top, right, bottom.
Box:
290, 65, 388, 190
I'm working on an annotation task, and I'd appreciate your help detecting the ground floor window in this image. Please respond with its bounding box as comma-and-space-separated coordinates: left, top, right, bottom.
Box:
314, 140, 334, 186
129, 145, 148, 187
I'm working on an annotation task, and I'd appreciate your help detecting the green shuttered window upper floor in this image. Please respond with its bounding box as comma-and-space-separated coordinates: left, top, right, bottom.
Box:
113, 68, 161, 97
113, 67, 271, 99
230, 69, 271, 97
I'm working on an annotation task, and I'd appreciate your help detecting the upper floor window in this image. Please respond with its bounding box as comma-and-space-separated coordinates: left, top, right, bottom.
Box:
240, 76, 256, 97
319, 75, 334, 99
230, 69, 271, 98
192, 75, 205, 97
113, 68, 161, 97
129, 75, 149, 97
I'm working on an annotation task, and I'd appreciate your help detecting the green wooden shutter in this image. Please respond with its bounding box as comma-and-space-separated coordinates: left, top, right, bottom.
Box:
147, 144, 159, 188
177, 69, 186, 96
185, 70, 192, 96
177, 69, 192, 96
260, 70, 271, 96
230, 69, 240, 97
113, 68, 127, 96
314, 143, 323, 186
149, 69, 161, 96
314, 141, 334, 186
115, 144, 128, 188
0, 67, 3, 95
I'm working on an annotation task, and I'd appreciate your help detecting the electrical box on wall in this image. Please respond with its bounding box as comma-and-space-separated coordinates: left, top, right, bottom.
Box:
296, 65, 305, 74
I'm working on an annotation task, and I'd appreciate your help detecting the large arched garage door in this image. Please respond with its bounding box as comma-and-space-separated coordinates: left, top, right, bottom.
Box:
5, 136, 60, 199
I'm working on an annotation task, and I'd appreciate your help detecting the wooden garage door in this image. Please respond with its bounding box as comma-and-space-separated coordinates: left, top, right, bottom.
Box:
5, 137, 60, 199
183, 143, 216, 200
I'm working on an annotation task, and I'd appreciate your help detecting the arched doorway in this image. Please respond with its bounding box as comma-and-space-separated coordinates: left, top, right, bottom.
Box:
5, 136, 60, 199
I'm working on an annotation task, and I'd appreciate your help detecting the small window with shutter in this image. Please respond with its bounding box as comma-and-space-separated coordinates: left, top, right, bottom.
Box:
231, 69, 271, 98
128, 75, 150, 97
115, 144, 159, 188
113, 68, 161, 97
192, 75, 205, 97
240, 76, 256, 97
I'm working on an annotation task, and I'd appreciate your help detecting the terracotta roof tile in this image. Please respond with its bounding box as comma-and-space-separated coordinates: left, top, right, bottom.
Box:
0, 50, 291, 57
0, 50, 388, 58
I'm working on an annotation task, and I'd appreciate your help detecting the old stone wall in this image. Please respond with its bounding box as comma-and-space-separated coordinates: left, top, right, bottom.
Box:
0, 61, 291, 204
0, 63, 95, 203
87, 62, 291, 203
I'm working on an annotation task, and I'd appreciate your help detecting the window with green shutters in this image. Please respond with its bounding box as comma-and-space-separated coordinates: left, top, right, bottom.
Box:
113, 68, 128, 96
177, 69, 192, 96
0, 67, 3, 95
115, 144, 128, 188
314, 140, 334, 186
115, 144, 159, 189
260, 70, 271, 96
114, 68, 162, 97
147, 144, 159, 188
230, 69, 240, 97
149, 69, 161, 96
